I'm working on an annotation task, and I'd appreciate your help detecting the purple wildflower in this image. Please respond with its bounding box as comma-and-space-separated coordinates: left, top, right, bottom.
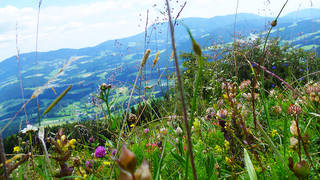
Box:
157, 141, 163, 148
95, 146, 106, 158
144, 128, 150, 134
89, 137, 95, 143
111, 149, 117, 156
86, 160, 94, 168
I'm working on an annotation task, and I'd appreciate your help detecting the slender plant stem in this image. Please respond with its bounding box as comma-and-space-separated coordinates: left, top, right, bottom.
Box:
190, 56, 203, 127
257, 0, 288, 130
165, 0, 198, 179
15, 23, 28, 126
104, 89, 112, 121
0, 134, 9, 180
35, 0, 42, 126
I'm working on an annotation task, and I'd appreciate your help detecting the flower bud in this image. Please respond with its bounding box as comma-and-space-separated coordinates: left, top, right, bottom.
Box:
271, 20, 277, 27
290, 137, 298, 147
192, 40, 202, 56
135, 161, 152, 180
290, 121, 298, 136
175, 127, 183, 135
293, 160, 310, 178
119, 145, 137, 174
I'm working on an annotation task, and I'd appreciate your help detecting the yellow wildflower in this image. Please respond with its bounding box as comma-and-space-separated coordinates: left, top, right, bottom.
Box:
271, 129, 278, 138
13, 146, 20, 153
130, 124, 135, 128
224, 140, 230, 151
214, 145, 222, 153
225, 156, 232, 164
61, 135, 66, 142
57, 139, 62, 147
69, 139, 77, 149
103, 161, 111, 166
193, 118, 200, 130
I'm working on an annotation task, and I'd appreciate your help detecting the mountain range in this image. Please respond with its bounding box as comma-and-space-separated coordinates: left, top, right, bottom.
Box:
0, 8, 320, 136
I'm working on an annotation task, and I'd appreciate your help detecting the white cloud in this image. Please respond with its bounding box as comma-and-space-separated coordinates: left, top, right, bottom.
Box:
0, 0, 318, 61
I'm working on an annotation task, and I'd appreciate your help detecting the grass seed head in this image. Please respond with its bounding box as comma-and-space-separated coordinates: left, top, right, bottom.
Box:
141, 49, 151, 68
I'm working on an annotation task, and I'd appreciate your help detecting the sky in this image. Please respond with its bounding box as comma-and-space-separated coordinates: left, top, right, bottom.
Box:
0, 0, 318, 61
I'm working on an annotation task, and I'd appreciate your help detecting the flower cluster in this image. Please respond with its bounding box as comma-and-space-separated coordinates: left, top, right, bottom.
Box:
239, 80, 251, 91
56, 134, 77, 152
288, 104, 302, 116
47, 129, 76, 178
128, 113, 138, 125
205, 107, 215, 121
95, 146, 106, 158
305, 82, 320, 103
222, 82, 237, 100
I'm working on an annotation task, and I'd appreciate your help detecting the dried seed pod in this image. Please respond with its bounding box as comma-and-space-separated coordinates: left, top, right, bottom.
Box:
271, 20, 277, 27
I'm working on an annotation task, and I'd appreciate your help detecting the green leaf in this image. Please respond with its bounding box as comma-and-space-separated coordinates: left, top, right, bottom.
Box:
171, 151, 186, 166
244, 148, 257, 180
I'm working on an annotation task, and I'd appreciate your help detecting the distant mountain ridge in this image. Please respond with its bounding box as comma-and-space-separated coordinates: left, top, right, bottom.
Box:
0, 8, 319, 136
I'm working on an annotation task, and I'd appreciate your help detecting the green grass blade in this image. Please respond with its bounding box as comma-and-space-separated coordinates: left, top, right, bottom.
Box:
42, 85, 72, 116
244, 148, 258, 180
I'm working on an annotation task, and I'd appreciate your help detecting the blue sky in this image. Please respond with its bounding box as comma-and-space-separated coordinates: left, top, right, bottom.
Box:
0, 0, 318, 61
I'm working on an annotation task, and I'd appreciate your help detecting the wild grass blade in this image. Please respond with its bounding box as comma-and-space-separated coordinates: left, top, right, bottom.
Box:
244, 148, 257, 180
185, 26, 203, 127
42, 85, 72, 116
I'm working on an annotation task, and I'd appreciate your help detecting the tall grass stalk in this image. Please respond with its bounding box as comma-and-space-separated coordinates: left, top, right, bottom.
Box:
165, 0, 198, 179
35, 0, 43, 126
257, 0, 288, 130
233, 0, 240, 76
115, 49, 151, 153
15, 23, 28, 127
